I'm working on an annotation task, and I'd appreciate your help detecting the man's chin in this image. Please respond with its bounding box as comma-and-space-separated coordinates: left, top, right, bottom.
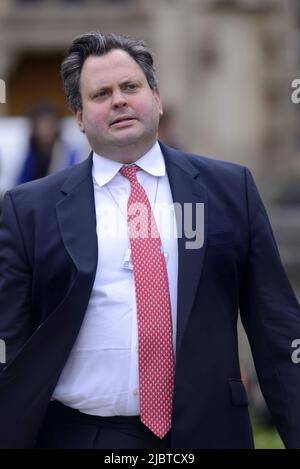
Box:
109, 132, 145, 147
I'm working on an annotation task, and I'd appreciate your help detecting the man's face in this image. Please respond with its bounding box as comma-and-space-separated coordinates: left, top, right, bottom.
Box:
76, 49, 163, 162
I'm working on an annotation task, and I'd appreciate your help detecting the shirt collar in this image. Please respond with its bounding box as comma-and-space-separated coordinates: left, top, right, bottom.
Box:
92, 141, 165, 187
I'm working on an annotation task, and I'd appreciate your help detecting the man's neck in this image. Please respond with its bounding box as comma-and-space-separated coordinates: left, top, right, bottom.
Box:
92, 139, 158, 164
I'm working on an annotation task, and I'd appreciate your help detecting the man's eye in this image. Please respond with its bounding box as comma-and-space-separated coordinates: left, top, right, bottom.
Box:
126, 84, 137, 90
94, 90, 108, 98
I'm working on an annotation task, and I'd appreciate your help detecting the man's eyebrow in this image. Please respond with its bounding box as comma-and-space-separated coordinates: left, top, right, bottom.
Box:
93, 78, 142, 90
120, 78, 142, 84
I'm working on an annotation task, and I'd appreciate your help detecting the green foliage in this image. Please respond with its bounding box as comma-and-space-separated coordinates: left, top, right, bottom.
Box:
250, 408, 284, 449
253, 423, 284, 449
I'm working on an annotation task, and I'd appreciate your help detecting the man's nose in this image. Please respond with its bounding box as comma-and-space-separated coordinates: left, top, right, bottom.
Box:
112, 90, 127, 108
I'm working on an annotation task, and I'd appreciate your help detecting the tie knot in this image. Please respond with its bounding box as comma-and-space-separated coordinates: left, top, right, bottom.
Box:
120, 164, 141, 182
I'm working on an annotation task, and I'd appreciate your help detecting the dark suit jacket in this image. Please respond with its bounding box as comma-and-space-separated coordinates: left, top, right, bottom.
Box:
0, 141, 300, 448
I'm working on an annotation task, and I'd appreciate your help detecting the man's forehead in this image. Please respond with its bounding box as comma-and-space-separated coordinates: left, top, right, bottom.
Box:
80, 51, 146, 86
82, 51, 143, 74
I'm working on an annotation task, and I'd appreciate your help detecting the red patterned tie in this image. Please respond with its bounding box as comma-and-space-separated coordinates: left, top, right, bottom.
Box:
120, 164, 175, 439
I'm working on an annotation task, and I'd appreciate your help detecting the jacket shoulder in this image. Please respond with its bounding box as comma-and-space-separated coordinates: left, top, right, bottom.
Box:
181, 150, 247, 177
161, 141, 248, 181
5, 156, 91, 202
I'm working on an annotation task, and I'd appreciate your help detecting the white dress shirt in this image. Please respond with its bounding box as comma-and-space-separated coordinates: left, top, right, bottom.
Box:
52, 141, 178, 416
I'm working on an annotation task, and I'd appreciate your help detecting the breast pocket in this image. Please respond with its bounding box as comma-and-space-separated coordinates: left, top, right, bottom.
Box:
228, 379, 249, 407
206, 232, 240, 278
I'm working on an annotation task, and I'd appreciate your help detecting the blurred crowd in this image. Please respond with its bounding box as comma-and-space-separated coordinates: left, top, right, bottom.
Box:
0, 102, 88, 214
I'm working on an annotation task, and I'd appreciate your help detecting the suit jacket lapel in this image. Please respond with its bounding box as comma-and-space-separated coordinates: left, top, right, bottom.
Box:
56, 153, 98, 276
160, 142, 208, 360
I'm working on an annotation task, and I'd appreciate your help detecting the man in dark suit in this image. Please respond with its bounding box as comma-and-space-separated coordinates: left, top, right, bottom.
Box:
0, 32, 300, 449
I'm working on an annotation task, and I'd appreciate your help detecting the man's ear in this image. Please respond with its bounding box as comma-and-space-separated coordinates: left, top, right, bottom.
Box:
75, 109, 85, 133
153, 87, 163, 116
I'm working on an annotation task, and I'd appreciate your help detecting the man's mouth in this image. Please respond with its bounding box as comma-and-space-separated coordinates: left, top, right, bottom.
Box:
110, 116, 136, 126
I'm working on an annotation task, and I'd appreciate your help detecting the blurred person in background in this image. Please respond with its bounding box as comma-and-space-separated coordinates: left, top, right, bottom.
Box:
0, 31, 300, 450
16, 102, 78, 184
